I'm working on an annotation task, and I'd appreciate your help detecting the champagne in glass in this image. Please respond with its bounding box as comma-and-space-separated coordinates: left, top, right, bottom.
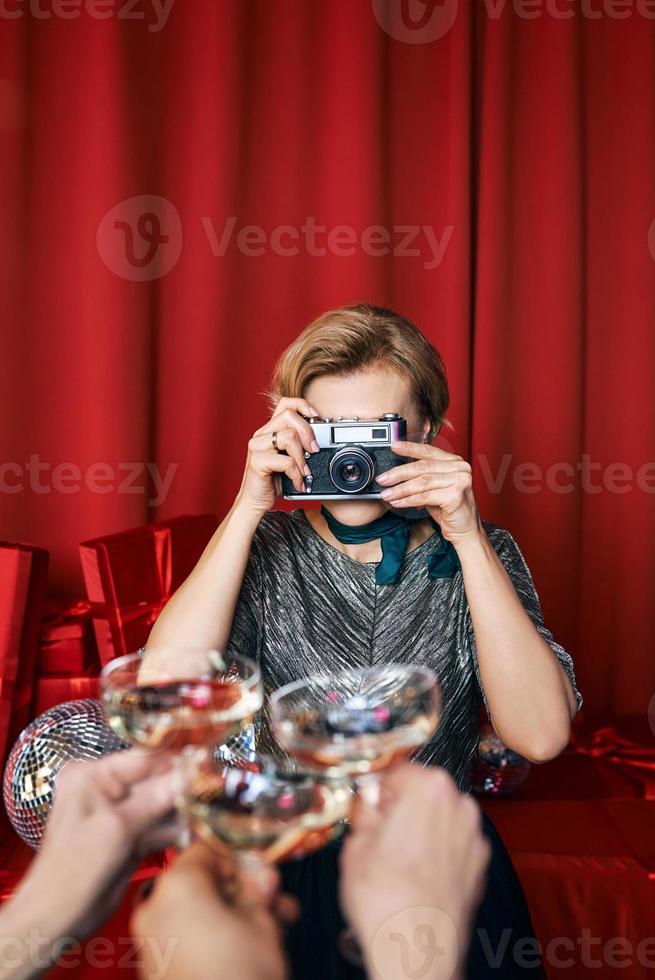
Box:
100, 648, 262, 754
269, 665, 440, 779
182, 752, 353, 871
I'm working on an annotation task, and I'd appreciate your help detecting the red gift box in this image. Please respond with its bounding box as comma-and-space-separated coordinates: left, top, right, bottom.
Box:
32, 666, 100, 717
0, 541, 49, 763
38, 596, 97, 674
79, 514, 218, 666
38, 595, 98, 674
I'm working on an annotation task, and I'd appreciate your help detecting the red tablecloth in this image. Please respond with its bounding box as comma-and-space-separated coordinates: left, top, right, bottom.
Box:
479, 715, 655, 979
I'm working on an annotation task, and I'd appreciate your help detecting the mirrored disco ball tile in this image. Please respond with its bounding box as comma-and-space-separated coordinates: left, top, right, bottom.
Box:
3, 700, 128, 848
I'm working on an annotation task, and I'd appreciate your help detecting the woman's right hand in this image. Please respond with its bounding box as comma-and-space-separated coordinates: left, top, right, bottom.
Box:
236, 397, 321, 516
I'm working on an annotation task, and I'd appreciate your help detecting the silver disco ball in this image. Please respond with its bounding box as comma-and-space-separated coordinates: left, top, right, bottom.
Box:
470, 722, 532, 795
3, 699, 128, 848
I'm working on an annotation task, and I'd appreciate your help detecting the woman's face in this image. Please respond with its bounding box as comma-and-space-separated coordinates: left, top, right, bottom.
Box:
303, 366, 430, 523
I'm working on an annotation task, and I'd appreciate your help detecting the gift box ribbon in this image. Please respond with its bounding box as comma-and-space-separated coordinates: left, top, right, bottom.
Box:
565, 725, 655, 800
42, 599, 92, 627
89, 524, 173, 635
89, 594, 172, 632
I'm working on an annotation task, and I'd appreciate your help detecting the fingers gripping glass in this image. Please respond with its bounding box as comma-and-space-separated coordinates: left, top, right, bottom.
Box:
270, 664, 441, 965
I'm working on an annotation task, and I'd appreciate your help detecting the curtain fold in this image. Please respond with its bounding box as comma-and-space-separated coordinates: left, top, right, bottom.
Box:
1, 0, 654, 714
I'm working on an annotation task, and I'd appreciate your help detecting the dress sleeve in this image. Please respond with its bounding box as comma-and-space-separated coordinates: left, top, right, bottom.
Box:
466, 526, 584, 721
225, 531, 264, 664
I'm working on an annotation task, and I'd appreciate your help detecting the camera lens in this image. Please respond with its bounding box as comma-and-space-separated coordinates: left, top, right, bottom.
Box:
329, 447, 374, 494
342, 462, 362, 483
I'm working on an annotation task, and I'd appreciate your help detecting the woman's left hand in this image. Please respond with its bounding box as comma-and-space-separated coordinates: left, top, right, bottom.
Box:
376, 441, 482, 544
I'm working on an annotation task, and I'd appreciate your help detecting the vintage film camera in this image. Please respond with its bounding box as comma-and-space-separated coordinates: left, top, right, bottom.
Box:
281, 413, 407, 500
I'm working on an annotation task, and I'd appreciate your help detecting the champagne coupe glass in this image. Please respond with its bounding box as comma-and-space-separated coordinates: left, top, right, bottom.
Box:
269, 664, 440, 802
100, 648, 263, 757
181, 751, 353, 879
269, 664, 441, 965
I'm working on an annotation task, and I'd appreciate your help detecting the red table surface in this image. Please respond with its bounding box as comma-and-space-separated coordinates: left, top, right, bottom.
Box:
478, 714, 655, 980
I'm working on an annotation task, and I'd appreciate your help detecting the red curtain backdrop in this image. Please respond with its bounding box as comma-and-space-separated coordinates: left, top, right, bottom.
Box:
1, 0, 654, 716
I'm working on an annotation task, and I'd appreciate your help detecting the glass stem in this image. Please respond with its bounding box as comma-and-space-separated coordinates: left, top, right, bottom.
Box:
355, 771, 382, 806
237, 850, 270, 887
172, 747, 206, 850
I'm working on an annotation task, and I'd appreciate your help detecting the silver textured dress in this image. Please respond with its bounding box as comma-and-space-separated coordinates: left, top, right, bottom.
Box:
227, 509, 583, 789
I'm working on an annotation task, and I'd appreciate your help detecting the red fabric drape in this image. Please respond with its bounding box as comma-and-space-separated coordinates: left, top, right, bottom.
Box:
1, 1, 654, 716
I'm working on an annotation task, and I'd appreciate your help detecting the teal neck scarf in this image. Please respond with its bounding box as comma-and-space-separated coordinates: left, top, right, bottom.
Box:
320, 505, 460, 586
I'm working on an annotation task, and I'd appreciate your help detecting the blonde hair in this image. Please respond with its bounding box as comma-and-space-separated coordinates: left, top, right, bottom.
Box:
269, 303, 450, 440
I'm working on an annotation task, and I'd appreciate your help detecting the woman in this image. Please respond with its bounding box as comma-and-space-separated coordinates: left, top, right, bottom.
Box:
148, 303, 582, 979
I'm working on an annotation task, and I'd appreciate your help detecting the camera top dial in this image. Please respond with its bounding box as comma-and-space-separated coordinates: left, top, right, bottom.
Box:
306, 413, 400, 423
